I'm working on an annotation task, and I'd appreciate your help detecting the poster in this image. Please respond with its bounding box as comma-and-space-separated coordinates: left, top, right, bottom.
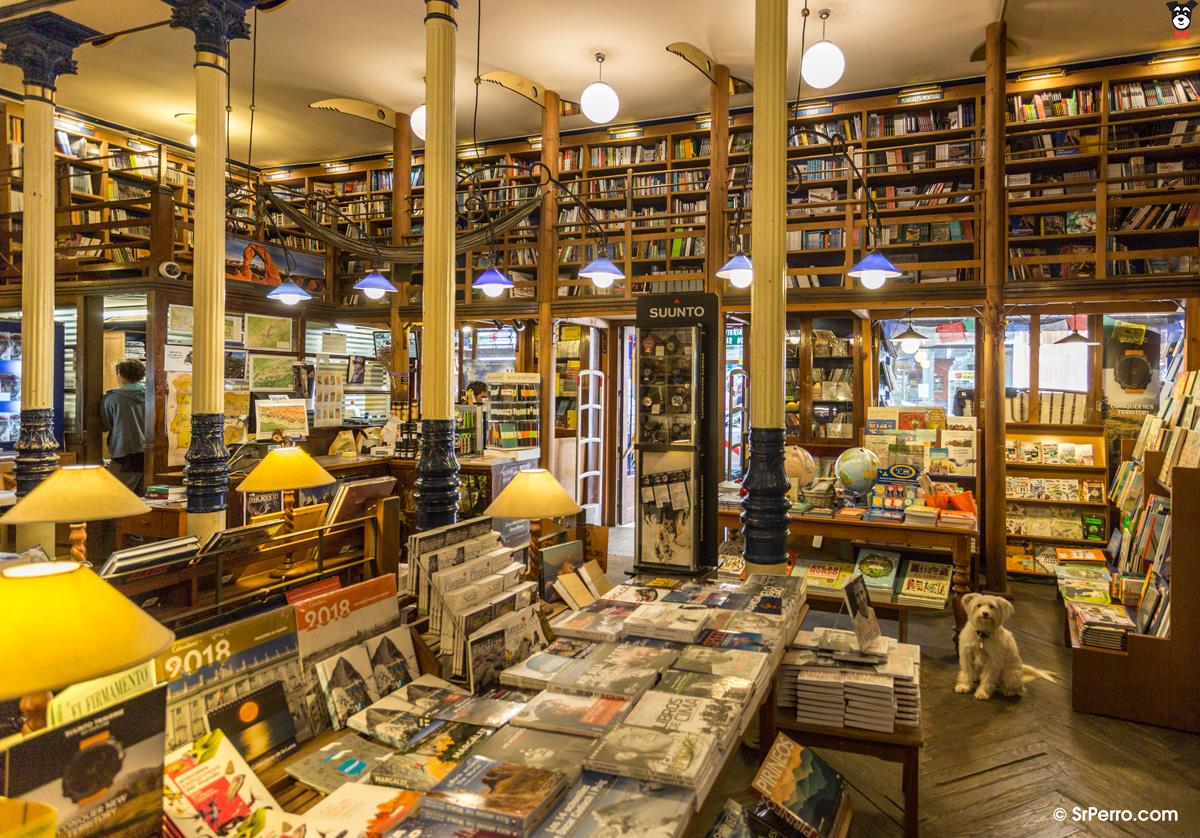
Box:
226, 235, 325, 297
168, 304, 194, 335
294, 576, 400, 736
165, 345, 193, 372
225, 314, 244, 345
244, 314, 294, 351
166, 371, 192, 466
248, 354, 295, 391
224, 389, 251, 445
154, 607, 312, 750
313, 364, 346, 428
255, 398, 309, 440
4, 686, 167, 837
225, 349, 248, 380
1102, 317, 1162, 414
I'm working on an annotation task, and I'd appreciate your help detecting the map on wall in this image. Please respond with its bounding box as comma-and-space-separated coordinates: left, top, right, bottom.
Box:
166, 371, 193, 467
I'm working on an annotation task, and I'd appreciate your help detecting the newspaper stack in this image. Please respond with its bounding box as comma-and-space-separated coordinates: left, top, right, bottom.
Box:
794, 669, 846, 728
842, 671, 896, 733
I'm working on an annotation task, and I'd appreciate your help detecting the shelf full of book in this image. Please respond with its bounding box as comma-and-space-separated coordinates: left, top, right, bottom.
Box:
1004, 425, 1109, 573
784, 315, 865, 448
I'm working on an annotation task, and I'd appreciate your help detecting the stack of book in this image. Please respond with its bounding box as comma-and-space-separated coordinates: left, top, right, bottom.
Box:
903, 504, 940, 527
842, 671, 897, 733
98, 535, 200, 579
422, 755, 570, 835
793, 669, 846, 728
895, 560, 953, 607
145, 483, 186, 502
1068, 601, 1136, 650
624, 602, 713, 642
938, 509, 976, 530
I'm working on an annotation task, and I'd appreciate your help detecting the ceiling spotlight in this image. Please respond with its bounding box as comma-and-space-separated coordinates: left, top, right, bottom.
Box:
800, 10, 845, 89
581, 53, 620, 124
411, 104, 427, 141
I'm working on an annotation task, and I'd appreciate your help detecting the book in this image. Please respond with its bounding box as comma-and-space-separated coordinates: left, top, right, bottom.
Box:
6, 686, 167, 838
623, 690, 742, 747
207, 680, 298, 767
853, 548, 901, 590
671, 645, 770, 684
368, 722, 492, 792
533, 771, 694, 837
304, 782, 422, 838
472, 726, 597, 784
286, 733, 397, 794
655, 670, 756, 704
585, 723, 719, 787
585, 640, 679, 672
540, 539, 585, 602
315, 645, 382, 730
576, 560, 614, 600
552, 572, 596, 610
752, 733, 849, 838
550, 603, 634, 641
165, 728, 280, 838
510, 690, 629, 738
423, 755, 570, 836
364, 627, 419, 696
548, 658, 659, 701
432, 695, 525, 728
895, 559, 952, 605
349, 707, 440, 750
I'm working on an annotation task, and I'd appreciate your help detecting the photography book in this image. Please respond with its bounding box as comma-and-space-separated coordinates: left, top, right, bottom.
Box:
671, 645, 770, 684
510, 690, 630, 738
423, 755, 570, 835
533, 771, 695, 837
752, 733, 848, 838
655, 670, 756, 703
585, 724, 718, 787
368, 721, 492, 792
472, 725, 597, 784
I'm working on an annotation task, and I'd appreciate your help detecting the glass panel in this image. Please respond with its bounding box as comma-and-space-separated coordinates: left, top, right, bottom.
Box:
878, 317, 976, 416
810, 317, 854, 440
638, 327, 696, 446
1101, 312, 1185, 416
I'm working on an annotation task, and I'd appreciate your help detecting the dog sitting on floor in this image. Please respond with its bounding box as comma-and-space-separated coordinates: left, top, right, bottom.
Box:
955, 593, 1025, 700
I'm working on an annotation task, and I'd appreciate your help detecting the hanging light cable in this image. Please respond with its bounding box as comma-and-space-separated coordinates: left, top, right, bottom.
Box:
580, 53, 620, 124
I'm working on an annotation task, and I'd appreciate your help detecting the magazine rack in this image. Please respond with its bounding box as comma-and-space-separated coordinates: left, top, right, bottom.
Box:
1071, 459, 1198, 732
109, 496, 401, 630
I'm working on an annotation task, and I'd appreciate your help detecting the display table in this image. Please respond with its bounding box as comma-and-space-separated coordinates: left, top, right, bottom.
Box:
718, 509, 976, 641
776, 718, 923, 837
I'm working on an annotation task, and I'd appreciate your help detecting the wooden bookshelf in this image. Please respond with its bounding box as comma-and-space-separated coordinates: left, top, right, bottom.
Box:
1072, 462, 1199, 733
784, 314, 865, 448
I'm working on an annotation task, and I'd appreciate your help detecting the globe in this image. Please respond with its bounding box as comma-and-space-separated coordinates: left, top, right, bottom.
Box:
784, 446, 817, 488
835, 447, 880, 499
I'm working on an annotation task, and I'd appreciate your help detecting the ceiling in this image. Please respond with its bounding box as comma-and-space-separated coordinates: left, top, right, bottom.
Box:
0, 0, 1190, 167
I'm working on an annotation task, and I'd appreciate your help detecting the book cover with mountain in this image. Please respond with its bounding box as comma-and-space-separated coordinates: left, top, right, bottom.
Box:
751, 733, 848, 838
534, 771, 694, 837
424, 755, 569, 833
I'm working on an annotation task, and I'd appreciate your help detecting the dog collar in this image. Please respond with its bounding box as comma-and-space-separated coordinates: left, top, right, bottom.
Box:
976, 629, 991, 639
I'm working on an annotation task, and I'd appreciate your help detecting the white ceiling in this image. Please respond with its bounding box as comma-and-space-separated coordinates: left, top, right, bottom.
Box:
0, 0, 1190, 167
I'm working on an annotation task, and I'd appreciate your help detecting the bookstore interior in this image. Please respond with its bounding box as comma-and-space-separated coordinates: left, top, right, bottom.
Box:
1, 1, 1199, 836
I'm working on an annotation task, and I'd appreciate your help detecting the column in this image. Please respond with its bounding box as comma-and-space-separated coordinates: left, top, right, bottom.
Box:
414, 0, 460, 530
0, 13, 97, 550
537, 91, 560, 473
981, 20, 1009, 595
165, 0, 255, 541
741, 0, 790, 575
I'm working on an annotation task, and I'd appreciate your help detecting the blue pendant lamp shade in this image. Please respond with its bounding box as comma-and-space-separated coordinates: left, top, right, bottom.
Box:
717, 252, 753, 289
354, 269, 398, 301
848, 251, 903, 290
473, 266, 514, 298
579, 253, 624, 289
267, 278, 313, 305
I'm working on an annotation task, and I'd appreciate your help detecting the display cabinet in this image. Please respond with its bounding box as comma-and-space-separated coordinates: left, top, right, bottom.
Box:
784, 315, 865, 450
485, 372, 540, 453
633, 292, 720, 573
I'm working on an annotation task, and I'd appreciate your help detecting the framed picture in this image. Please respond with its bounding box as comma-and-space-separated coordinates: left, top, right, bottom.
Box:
254, 398, 309, 440
248, 354, 295, 391
245, 313, 294, 351
225, 349, 248, 380
168, 304, 194, 335
225, 314, 244, 345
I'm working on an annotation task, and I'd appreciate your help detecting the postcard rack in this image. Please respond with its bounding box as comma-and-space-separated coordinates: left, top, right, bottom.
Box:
109, 496, 401, 630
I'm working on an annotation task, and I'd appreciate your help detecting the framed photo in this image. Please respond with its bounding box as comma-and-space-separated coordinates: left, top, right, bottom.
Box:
247, 354, 295, 391
168, 304, 194, 338
225, 314, 244, 345
245, 313, 294, 351
254, 398, 309, 441
225, 349, 248, 380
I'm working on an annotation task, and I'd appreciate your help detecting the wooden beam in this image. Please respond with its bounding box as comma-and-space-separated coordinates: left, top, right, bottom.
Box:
708, 65, 731, 293
1187, 299, 1200, 372
391, 112, 413, 407
538, 90, 560, 472
980, 19, 1008, 595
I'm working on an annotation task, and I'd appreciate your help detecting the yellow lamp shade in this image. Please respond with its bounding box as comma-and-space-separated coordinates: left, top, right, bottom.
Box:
237, 446, 335, 493
0, 562, 174, 699
0, 465, 150, 525
484, 468, 582, 519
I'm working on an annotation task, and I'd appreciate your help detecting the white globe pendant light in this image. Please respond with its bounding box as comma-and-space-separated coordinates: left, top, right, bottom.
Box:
581, 53, 619, 124
411, 104, 427, 141
800, 8, 845, 90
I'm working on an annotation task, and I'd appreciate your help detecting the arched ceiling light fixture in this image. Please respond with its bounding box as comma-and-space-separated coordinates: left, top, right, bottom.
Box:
580, 53, 620, 124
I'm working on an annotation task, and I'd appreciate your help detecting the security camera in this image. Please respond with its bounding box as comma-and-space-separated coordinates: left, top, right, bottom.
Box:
158, 261, 183, 280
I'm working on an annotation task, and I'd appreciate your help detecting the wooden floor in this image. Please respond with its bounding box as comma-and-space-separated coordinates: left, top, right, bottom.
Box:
685, 580, 1200, 837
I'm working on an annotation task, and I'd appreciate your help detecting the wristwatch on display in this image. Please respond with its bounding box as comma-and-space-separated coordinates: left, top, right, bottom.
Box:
1114, 347, 1152, 394
62, 734, 124, 804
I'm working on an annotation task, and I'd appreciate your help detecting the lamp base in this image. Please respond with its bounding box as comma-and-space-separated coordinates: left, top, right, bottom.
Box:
269, 563, 308, 581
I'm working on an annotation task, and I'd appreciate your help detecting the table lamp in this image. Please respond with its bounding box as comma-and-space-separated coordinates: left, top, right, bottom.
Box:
0, 465, 151, 564
0, 561, 174, 730
485, 467, 582, 534
237, 445, 336, 578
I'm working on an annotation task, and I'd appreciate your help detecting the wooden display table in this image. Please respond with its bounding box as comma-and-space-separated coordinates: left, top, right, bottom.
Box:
718, 510, 975, 641
777, 718, 923, 837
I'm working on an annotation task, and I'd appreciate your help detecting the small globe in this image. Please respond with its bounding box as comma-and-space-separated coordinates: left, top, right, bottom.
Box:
784, 446, 817, 488
835, 447, 880, 498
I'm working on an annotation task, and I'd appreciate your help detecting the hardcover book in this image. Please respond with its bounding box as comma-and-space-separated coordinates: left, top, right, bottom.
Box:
853, 548, 902, 590
549, 604, 634, 641
751, 733, 848, 838
472, 726, 597, 784
304, 782, 422, 838
623, 690, 741, 744
206, 681, 298, 767
548, 659, 659, 701
165, 728, 280, 837
585, 724, 718, 787
315, 645, 382, 730
432, 696, 526, 729
285, 733, 396, 794
655, 670, 755, 703
533, 771, 695, 837
671, 645, 770, 684
424, 755, 570, 835
369, 722, 492, 792
510, 691, 630, 738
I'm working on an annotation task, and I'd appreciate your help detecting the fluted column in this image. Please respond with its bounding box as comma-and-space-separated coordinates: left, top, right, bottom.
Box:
0, 13, 97, 550
165, 0, 255, 540
414, 0, 460, 530
741, 0, 790, 574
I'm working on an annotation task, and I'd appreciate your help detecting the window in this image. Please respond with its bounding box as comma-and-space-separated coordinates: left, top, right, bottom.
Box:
878, 317, 975, 415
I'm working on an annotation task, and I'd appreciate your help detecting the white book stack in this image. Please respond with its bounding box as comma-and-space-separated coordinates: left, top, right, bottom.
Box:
879, 645, 921, 729
843, 671, 897, 733
794, 669, 846, 728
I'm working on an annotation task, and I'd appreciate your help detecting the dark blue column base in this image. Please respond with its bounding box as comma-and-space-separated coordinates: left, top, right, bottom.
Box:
740, 426, 791, 568
415, 418, 460, 531
185, 412, 229, 513
14, 407, 58, 496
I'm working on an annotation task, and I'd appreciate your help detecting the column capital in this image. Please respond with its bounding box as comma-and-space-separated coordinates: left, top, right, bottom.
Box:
0, 12, 98, 92
165, 0, 256, 58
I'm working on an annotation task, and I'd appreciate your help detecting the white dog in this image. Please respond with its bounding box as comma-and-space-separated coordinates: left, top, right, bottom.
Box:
955, 593, 1025, 700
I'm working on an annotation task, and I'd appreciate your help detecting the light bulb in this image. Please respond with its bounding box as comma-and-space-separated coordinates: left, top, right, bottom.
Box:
914, 349, 929, 365
590, 272, 617, 289
462, 323, 473, 333
900, 338, 922, 355
362, 286, 387, 301
275, 292, 304, 305
581, 81, 619, 124
801, 40, 846, 89
727, 269, 753, 289
481, 283, 505, 298
858, 270, 887, 290
717, 253, 753, 289
411, 104, 427, 141
189, 133, 197, 147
